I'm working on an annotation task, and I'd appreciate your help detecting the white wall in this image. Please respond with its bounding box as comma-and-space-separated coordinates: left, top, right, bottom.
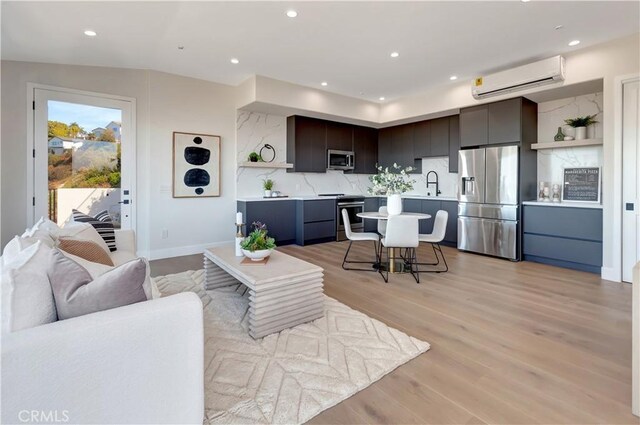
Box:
1, 61, 237, 259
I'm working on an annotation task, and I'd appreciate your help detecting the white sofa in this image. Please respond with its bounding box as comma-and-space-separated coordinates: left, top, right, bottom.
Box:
1, 229, 205, 424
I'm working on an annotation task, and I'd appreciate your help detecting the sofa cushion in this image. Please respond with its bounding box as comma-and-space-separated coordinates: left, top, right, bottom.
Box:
59, 238, 114, 266
59, 222, 111, 255
48, 250, 148, 320
72, 210, 117, 252
1, 241, 57, 334
20, 217, 59, 248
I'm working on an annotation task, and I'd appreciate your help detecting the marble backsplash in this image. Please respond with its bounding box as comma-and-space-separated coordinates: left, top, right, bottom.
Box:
236, 111, 459, 198
536, 92, 603, 189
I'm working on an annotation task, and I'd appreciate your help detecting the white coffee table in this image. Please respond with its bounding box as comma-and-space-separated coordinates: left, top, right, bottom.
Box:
203, 246, 324, 339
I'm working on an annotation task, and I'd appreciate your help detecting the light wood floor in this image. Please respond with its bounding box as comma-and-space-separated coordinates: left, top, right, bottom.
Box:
150, 242, 637, 424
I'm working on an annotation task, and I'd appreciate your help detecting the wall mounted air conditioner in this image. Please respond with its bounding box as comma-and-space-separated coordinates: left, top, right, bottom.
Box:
472, 56, 565, 99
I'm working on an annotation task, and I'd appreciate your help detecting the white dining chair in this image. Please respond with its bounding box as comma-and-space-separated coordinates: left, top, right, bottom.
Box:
380, 215, 420, 283
341, 209, 380, 271
416, 210, 449, 273
377, 206, 388, 237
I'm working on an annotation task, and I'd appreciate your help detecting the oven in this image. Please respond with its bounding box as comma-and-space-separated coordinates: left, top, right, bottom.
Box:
336, 198, 365, 241
327, 150, 355, 171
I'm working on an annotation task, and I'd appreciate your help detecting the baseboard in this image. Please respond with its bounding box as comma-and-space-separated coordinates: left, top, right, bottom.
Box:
601, 266, 621, 283
148, 240, 234, 261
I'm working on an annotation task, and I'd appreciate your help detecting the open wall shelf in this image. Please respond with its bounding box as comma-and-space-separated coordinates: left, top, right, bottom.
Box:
238, 162, 294, 169
531, 139, 603, 150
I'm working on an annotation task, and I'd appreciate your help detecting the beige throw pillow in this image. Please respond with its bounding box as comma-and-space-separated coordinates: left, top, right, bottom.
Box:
59, 238, 114, 266
48, 250, 147, 320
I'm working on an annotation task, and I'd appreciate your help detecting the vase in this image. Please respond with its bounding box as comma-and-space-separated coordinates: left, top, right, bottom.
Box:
241, 249, 273, 261
264, 190, 272, 197
554, 127, 564, 141
387, 194, 403, 216
574, 126, 587, 140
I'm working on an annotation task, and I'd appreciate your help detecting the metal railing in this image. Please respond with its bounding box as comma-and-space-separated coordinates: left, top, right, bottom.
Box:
48, 189, 57, 222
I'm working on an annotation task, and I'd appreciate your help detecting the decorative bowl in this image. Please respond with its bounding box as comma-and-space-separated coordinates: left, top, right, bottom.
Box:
242, 249, 273, 261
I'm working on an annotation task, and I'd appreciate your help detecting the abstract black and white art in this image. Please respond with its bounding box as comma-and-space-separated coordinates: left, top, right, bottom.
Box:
173, 132, 220, 198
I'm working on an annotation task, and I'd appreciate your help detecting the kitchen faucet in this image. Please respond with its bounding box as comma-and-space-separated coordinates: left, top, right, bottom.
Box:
426, 171, 441, 196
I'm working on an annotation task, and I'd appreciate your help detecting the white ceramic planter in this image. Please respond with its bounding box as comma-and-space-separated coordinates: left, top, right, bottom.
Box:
574, 126, 587, 140
387, 194, 403, 215
264, 190, 272, 197
242, 248, 273, 261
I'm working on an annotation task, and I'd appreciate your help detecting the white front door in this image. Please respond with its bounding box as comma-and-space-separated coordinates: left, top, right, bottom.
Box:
32, 86, 136, 231
622, 79, 640, 283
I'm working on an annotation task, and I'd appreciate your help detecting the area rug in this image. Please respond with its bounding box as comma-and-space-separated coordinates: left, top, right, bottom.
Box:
154, 269, 430, 425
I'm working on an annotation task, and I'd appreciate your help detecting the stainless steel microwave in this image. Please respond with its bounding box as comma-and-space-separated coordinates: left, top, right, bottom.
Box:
327, 150, 354, 170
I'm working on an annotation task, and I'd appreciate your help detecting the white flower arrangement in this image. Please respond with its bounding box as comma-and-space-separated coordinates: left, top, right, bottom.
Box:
367, 163, 416, 195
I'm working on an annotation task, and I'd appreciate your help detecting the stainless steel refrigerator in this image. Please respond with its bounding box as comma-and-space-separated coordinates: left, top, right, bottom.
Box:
457, 145, 520, 260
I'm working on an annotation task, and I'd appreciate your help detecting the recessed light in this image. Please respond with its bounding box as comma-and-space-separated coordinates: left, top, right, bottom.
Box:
450, 75, 458, 81
230, 58, 240, 64
379, 97, 385, 101
390, 52, 399, 58
568, 40, 580, 46
286, 10, 298, 18
521, 0, 530, 3
83, 30, 97, 37
321, 82, 328, 86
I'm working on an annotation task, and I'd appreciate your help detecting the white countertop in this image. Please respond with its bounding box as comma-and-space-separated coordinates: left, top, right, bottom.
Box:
522, 200, 603, 209
237, 194, 458, 202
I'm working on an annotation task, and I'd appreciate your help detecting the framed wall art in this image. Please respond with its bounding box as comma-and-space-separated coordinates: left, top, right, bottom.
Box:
173, 132, 220, 198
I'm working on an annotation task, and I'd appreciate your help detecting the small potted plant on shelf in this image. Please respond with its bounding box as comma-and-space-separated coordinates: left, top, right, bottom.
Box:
367, 163, 415, 215
564, 114, 598, 140
248, 152, 261, 162
263, 179, 274, 197
240, 221, 276, 261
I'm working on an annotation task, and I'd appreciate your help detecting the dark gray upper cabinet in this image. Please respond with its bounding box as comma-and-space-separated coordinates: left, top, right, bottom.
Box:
287, 116, 327, 173
377, 127, 394, 170
430, 117, 450, 157
326, 121, 353, 151
460, 105, 489, 148
488, 98, 522, 145
413, 120, 430, 158
396, 124, 417, 171
353, 126, 378, 174
448, 115, 460, 173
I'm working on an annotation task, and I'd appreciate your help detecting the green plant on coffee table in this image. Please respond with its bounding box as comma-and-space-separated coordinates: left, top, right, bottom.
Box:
240, 222, 276, 252
248, 152, 262, 162
564, 115, 598, 128
263, 179, 274, 190
367, 163, 416, 195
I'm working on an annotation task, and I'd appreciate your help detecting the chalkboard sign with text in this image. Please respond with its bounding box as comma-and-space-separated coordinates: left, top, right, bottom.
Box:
562, 167, 601, 203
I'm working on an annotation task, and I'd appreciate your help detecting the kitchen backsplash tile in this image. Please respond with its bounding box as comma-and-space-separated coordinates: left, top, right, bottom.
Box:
536, 92, 603, 187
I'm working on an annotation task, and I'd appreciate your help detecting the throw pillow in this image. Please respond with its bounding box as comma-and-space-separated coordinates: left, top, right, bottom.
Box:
59, 222, 111, 255
59, 238, 114, 266
72, 209, 117, 252
48, 250, 147, 320
1, 241, 57, 334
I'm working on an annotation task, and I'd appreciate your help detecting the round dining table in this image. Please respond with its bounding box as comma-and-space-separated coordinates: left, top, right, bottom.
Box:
357, 211, 432, 273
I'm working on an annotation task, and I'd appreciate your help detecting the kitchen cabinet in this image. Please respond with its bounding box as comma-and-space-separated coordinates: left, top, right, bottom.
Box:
460, 105, 488, 148
296, 199, 336, 245
326, 121, 353, 151
377, 127, 395, 170
237, 200, 297, 246
429, 117, 450, 157
413, 120, 430, 159
420, 200, 440, 235
364, 197, 380, 232
488, 98, 522, 144
402, 198, 458, 244
440, 200, 458, 245
353, 126, 378, 174
448, 115, 460, 173
287, 116, 327, 173
523, 205, 602, 274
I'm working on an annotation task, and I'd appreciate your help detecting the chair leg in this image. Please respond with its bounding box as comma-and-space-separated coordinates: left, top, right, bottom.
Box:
409, 248, 420, 284
342, 240, 380, 272
378, 247, 390, 283
415, 243, 449, 273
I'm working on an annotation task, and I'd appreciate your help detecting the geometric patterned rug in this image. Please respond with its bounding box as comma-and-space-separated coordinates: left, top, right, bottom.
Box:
154, 269, 430, 425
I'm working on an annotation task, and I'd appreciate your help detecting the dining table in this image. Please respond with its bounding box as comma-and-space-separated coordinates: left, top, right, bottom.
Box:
357, 211, 432, 273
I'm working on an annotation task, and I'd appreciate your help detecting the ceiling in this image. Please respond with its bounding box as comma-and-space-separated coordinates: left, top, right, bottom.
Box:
2, 1, 639, 102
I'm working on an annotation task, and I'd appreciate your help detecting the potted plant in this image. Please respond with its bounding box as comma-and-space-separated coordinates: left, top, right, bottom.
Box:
564, 115, 598, 140
248, 152, 261, 162
240, 221, 276, 261
263, 178, 274, 197
367, 163, 416, 215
